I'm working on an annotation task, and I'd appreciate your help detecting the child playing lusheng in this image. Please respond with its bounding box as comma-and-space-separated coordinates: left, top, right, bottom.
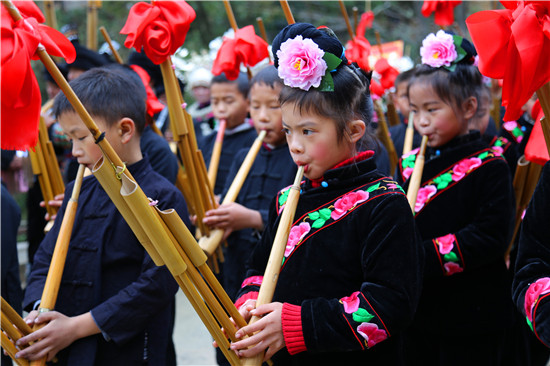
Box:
198, 72, 257, 196
399, 31, 515, 365
229, 23, 423, 365
17, 68, 188, 365
202, 66, 297, 301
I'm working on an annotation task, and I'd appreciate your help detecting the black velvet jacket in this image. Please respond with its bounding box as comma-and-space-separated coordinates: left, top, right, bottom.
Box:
399, 132, 515, 335
237, 153, 424, 365
513, 161, 550, 347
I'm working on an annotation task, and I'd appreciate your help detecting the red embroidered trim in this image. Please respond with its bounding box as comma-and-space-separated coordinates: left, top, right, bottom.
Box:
234, 291, 258, 310
241, 275, 263, 288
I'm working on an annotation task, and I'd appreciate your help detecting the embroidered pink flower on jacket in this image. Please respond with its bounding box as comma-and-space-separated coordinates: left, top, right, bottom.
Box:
452, 157, 482, 181
331, 191, 369, 220
357, 322, 388, 348
503, 121, 518, 132
277, 35, 327, 91
285, 222, 311, 257
414, 185, 437, 212
444, 262, 463, 276
491, 145, 503, 156
524, 278, 550, 322
340, 291, 361, 314
420, 30, 458, 68
403, 167, 414, 181
435, 233, 456, 255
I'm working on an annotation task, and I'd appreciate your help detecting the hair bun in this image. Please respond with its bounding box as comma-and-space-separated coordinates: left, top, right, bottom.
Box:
272, 23, 346, 68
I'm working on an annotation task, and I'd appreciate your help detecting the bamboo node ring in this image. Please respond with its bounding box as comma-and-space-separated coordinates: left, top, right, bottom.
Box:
94, 131, 106, 144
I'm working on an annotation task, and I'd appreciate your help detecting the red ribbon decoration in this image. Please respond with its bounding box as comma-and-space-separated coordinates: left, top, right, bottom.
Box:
421, 1, 462, 27
374, 58, 399, 91
130, 65, 165, 117
120, 1, 196, 65
1, 1, 76, 150
211, 25, 269, 80
466, 1, 550, 121
345, 11, 373, 71
525, 100, 549, 164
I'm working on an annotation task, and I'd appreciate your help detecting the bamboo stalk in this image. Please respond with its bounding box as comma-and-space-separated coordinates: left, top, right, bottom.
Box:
403, 112, 415, 155
375, 30, 383, 54
208, 119, 227, 187
43, 0, 56, 29
199, 131, 266, 256
99, 26, 123, 64
338, 0, 355, 40
86, 1, 98, 51
35, 165, 84, 320
279, 0, 295, 24
386, 97, 400, 127
353, 7, 358, 31
256, 17, 272, 63
222, 0, 252, 80
490, 79, 501, 131
1, 332, 29, 366
536, 82, 550, 156
373, 99, 398, 175
241, 166, 304, 366
1, 298, 32, 336
406, 135, 429, 212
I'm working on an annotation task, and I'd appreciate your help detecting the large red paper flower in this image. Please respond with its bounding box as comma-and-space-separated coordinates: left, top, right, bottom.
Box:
1, 1, 76, 150
211, 25, 269, 80
121, 1, 196, 65
374, 58, 399, 91
421, 1, 462, 27
466, 1, 550, 121
345, 11, 373, 71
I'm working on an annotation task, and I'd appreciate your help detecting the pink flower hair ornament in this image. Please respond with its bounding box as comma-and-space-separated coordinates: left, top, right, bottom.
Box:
420, 30, 468, 72
276, 35, 343, 92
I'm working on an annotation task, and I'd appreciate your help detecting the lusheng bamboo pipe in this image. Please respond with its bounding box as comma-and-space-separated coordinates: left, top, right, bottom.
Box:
353, 6, 358, 31
86, 1, 99, 51
406, 135, 428, 212
373, 99, 398, 175
241, 166, 304, 366
208, 119, 227, 187
1, 332, 29, 366
386, 97, 400, 127
30, 164, 85, 366
505, 156, 543, 259
256, 17, 272, 63
490, 79, 501, 131
200, 130, 266, 256
99, 26, 123, 64
536, 82, 550, 156
402, 111, 415, 155
43, 0, 56, 29
338, 0, 355, 41
1, 298, 33, 336
222, 0, 252, 80
279, 0, 295, 24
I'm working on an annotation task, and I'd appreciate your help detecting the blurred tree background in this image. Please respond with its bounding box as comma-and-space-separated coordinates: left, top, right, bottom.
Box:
33, 0, 498, 95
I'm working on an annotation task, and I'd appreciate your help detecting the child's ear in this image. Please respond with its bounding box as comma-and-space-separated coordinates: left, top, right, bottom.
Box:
347, 120, 366, 144
117, 118, 136, 144
462, 96, 478, 120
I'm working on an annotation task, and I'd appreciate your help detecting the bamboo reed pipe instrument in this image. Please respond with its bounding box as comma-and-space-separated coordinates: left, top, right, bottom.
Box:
406, 135, 429, 212
241, 166, 305, 366
30, 165, 85, 366
402, 111, 415, 155
99, 26, 123, 64
208, 119, 227, 187
199, 130, 267, 256
1, 297, 33, 366
373, 99, 398, 175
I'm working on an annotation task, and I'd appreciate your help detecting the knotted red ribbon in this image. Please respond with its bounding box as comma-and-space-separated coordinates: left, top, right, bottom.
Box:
421, 1, 462, 27
120, 1, 196, 65
130, 65, 165, 117
374, 58, 399, 91
345, 11, 373, 71
466, 1, 550, 121
1, 1, 76, 150
211, 25, 269, 80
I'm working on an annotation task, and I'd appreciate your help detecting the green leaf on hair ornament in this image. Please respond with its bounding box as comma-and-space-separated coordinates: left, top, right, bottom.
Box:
443, 252, 459, 263
352, 308, 374, 323
318, 52, 343, 92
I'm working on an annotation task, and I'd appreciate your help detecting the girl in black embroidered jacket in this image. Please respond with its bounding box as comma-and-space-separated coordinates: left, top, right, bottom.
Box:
229, 23, 423, 365
398, 31, 516, 366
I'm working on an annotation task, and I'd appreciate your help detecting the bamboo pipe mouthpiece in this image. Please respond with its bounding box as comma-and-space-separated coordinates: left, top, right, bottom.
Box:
406, 135, 428, 212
